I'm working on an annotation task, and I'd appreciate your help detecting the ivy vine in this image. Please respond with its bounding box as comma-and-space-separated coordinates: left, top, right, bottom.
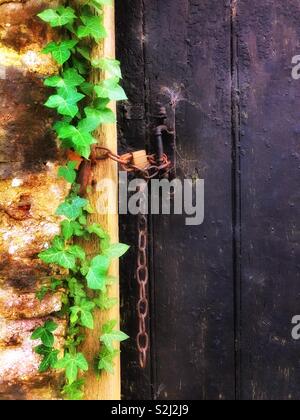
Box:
30, 0, 129, 400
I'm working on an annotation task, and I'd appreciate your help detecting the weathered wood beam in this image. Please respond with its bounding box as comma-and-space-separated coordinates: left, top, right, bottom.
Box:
81, 1, 121, 400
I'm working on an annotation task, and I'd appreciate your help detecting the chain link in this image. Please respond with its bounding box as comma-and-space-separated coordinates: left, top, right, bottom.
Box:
94, 146, 171, 180
94, 146, 172, 369
136, 184, 149, 369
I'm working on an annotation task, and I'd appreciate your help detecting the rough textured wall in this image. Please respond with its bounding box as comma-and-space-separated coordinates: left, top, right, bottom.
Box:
0, 0, 68, 400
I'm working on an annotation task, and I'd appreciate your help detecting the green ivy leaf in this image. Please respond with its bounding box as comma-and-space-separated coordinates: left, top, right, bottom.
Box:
52, 235, 64, 250
58, 161, 77, 184
68, 277, 86, 295
38, 6, 76, 28
79, 300, 95, 329
77, 117, 99, 133
78, 215, 87, 225
98, 347, 119, 374
56, 353, 88, 385
84, 202, 95, 214
51, 278, 62, 288
56, 122, 96, 159
86, 223, 108, 239
86, 255, 110, 291
64, 325, 85, 350
31, 321, 58, 347
56, 196, 87, 220
38, 9, 58, 24
98, 357, 114, 374
44, 320, 59, 332
62, 379, 85, 400
40, 353, 59, 372
45, 89, 84, 118
70, 299, 95, 329
76, 46, 91, 61
45, 94, 76, 117
44, 75, 62, 88
35, 345, 59, 373
100, 321, 129, 352
94, 98, 111, 110
68, 245, 86, 261
94, 292, 117, 310
79, 82, 94, 96
62, 68, 86, 87
36, 278, 61, 301
42, 40, 78, 65
101, 234, 111, 252
39, 236, 83, 270
102, 319, 117, 333
77, 15, 107, 41
67, 277, 87, 305
36, 286, 49, 301
72, 56, 89, 75
70, 306, 80, 324
92, 58, 122, 79
45, 69, 85, 97
80, 261, 90, 277
73, 133, 96, 159
61, 220, 74, 240
71, 221, 85, 236
53, 120, 71, 134
39, 247, 76, 270
55, 122, 77, 139
94, 77, 127, 101
103, 243, 130, 259
61, 220, 85, 240
85, 106, 116, 127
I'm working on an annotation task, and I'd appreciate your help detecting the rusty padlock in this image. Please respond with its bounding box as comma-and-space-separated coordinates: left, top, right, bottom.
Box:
131, 150, 150, 171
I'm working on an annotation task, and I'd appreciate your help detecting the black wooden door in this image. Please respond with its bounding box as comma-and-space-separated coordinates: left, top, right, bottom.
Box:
116, 0, 300, 400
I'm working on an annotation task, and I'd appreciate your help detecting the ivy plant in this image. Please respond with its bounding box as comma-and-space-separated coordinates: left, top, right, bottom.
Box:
31, 0, 129, 400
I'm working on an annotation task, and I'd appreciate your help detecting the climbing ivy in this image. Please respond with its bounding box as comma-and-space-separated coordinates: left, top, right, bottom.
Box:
30, 0, 129, 400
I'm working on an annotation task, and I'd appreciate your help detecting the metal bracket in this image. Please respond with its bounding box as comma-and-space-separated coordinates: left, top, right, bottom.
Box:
151, 105, 176, 179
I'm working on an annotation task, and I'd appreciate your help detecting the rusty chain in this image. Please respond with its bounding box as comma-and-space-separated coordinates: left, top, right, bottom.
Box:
95, 146, 172, 369
95, 146, 171, 180
136, 184, 149, 369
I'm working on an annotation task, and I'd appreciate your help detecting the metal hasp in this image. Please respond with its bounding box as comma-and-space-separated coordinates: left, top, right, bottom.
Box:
152, 106, 176, 178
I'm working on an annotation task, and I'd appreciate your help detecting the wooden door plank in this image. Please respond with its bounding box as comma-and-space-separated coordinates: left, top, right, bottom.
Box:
237, 0, 300, 400
143, 0, 235, 400
116, 0, 153, 400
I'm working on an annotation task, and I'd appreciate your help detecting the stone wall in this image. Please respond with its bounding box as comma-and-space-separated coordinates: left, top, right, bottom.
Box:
0, 0, 67, 399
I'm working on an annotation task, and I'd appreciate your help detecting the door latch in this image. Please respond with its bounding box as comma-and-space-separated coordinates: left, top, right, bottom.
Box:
152, 106, 176, 179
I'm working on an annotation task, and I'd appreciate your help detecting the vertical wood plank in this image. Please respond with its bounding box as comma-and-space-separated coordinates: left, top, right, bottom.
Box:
145, 0, 234, 400
116, 0, 153, 400
117, 0, 235, 400
82, 2, 120, 400
237, 0, 300, 400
